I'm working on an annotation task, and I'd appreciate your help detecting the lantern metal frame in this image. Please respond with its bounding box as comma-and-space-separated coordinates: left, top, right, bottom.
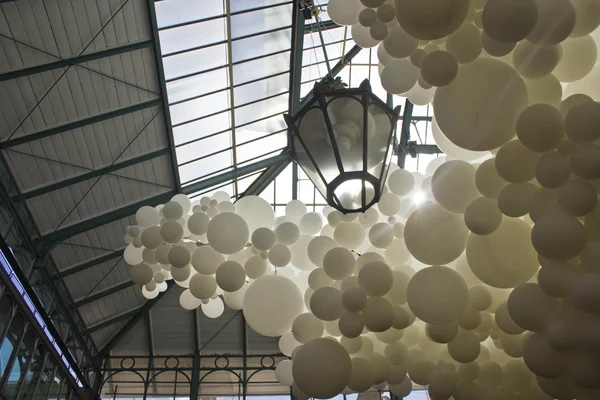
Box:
284, 79, 401, 214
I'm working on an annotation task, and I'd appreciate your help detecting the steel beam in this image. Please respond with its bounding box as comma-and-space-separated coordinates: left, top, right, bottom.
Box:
147, 0, 182, 191
181, 152, 292, 195
305, 19, 338, 32
398, 99, 413, 169
289, 0, 305, 200
244, 157, 291, 196
95, 281, 174, 362
0, 98, 162, 149
88, 307, 143, 333
40, 191, 177, 246
0, 40, 153, 82
56, 248, 125, 278
74, 280, 135, 307
300, 45, 362, 107
22, 148, 169, 199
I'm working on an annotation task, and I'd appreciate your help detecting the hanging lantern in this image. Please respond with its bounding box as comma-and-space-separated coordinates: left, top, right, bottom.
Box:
284, 79, 401, 214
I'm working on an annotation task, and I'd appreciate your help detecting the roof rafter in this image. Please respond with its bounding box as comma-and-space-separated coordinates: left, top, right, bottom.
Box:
88, 306, 144, 333
39, 191, 177, 246
147, 0, 182, 192
22, 148, 170, 200
74, 280, 136, 307
181, 152, 292, 195
0, 40, 153, 82
94, 281, 173, 363
0, 98, 162, 149
56, 247, 126, 278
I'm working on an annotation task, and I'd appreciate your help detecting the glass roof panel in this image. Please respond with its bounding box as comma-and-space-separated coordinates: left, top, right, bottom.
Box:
235, 92, 289, 126
176, 133, 232, 165
159, 18, 227, 55
231, 4, 293, 38
236, 114, 287, 144
155, 0, 224, 28
232, 29, 292, 63
233, 52, 291, 85
166, 68, 229, 104
234, 73, 290, 106
156, 0, 296, 197
179, 149, 233, 185
173, 111, 231, 146
231, 0, 292, 13
169, 90, 230, 126
163, 44, 228, 81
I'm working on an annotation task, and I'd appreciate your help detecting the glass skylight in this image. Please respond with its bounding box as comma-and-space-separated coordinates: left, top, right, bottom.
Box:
154, 0, 436, 208
155, 0, 295, 198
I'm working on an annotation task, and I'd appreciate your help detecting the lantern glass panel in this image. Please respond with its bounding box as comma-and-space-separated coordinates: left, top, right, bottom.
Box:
292, 135, 328, 199
286, 79, 400, 213
368, 102, 394, 176
326, 95, 365, 173
298, 107, 340, 183
334, 178, 375, 211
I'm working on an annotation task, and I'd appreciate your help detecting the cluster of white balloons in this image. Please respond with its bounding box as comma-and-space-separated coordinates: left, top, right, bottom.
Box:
121, 1, 600, 398
327, 0, 600, 109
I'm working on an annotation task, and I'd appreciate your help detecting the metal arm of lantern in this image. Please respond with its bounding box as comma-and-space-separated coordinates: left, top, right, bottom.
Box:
284, 79, 401, 214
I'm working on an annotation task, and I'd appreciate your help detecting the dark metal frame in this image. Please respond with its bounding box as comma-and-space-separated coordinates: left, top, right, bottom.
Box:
99, 354, 288, 399
0, 238, 84, 398
285, 80, 401, 213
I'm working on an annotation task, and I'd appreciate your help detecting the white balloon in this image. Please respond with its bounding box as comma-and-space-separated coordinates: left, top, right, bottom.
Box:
136, 206, 160, 228
130, 263, 153, 285
163, 201, 184, 221
327, 0, 363, 26
188, 212, 209, 236
276, 360, 294, 386
124, 244, 144, 265
235, 195, 275, 232
180, 289, 202, 310
202, 296, 224, 319
168, 245, 191, 268
243, 276, 303, 337
285, 200, 307, 223
381, 59, 420, 95
352, 23, 381, 48
215, 261, 246, 292
206, 212, 249, 255
299, 212, 323, 235
223, 282, 248, 310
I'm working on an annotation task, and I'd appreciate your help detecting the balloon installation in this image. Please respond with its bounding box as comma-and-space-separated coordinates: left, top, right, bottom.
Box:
124, 0, 600, 399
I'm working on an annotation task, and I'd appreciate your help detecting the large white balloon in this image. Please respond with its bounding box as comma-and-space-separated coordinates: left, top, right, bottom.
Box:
404, 202, 469, 265
433, 58, 528, 151
243, 276, 303, 337
206, 212, 249, 255
407, 266, 469, 324
292, 338, 352, 399
327, 0, 363, 26
235, 196, 275, 233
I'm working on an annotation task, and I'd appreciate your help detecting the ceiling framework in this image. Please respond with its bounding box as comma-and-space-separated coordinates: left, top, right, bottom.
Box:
0, 0, 440, 395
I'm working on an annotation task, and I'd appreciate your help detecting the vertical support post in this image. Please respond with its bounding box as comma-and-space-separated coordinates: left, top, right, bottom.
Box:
0, 321, 29, 390
190, 351, 200, 400
190, 308, 200, 400
44, 365, 59, 400
289, 0, 306, 200
14, 336, 40, 399
397, 99, 414, 169
242, 316, 248, 400
30, 351, 50, 400
144, 309, 155, 399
